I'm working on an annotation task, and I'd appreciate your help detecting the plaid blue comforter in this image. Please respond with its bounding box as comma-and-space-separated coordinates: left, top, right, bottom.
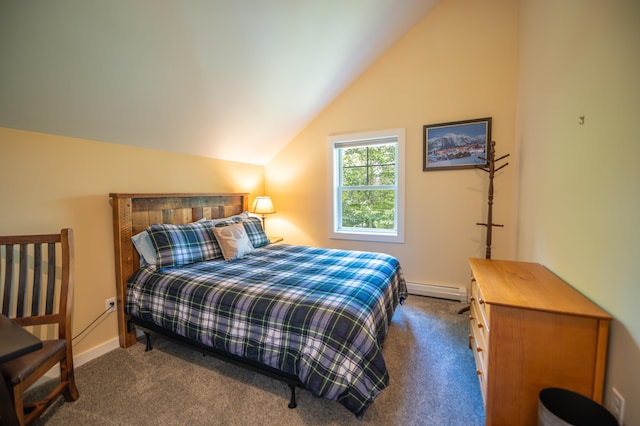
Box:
126, 244, 407, 418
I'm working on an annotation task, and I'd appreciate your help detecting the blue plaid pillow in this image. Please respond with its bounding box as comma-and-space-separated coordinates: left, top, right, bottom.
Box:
211, 217, 243, 228
242, 217, 270, 248
147, 221, 222, 269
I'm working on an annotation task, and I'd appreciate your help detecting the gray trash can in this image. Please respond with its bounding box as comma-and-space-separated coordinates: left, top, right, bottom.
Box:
538, 388, 618, 426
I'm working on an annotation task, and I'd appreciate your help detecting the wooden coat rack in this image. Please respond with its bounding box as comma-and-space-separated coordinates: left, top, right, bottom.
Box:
459, 141, 509, 315
475, 140, 509, 259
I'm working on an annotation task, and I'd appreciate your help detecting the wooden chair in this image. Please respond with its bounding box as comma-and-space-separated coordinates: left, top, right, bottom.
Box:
0, 229, 79, 425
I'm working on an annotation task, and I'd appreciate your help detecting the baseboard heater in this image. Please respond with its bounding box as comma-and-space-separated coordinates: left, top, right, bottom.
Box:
405, 281, 467, 302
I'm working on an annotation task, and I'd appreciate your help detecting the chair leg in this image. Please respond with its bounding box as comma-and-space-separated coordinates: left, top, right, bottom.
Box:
60, 358, 79, 401
62, 375, 80, 401
11, 382, 26, 426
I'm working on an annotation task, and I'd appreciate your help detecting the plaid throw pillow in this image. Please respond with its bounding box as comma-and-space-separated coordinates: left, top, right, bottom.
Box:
242, 217, 270, 248
147, 221, 222, 269
212, 217, 243, 228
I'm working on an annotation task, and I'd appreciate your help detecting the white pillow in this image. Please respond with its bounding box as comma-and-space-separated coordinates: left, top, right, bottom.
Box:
211, 222, 255, 261
131, 231, 157, 266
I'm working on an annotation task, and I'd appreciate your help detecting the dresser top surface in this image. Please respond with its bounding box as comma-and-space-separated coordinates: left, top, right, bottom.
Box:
468, 258, 611, 319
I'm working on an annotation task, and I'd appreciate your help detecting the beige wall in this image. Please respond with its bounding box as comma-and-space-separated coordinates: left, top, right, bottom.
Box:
266, 0, 519, 290
268, 0, 640, 421
0, 127, 265, 355
516, 0, 640, 423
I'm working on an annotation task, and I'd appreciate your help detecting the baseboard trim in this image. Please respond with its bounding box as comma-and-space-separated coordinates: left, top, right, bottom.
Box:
406, 281, 467, 302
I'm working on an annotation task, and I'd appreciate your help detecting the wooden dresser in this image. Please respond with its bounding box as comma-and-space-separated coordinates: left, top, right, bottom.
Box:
467, 258, 611, 425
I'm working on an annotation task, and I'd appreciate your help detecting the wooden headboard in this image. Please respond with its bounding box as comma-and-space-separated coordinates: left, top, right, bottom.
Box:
109, 193, 249, 348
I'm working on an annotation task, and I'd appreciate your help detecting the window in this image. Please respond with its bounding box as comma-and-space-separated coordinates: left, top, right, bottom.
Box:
329, 128, 405, 243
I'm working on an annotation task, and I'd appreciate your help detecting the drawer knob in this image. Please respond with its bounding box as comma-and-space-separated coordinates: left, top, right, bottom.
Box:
469, 315, 474, 321
479, 299, 485, 305
476, 369, 482, 376
469, 334, 474, 340
477, 322, 484, 329
470, 297, 476, 302
476, 347, 483, 352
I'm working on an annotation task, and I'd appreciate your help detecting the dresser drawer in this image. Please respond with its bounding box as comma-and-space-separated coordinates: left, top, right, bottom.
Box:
470, 275, 490, 405
470, 301, 488, 357
470, 302, 488, 403
471, 327, 488, 403
470, 278, 490, 352
470, 277, 490, 332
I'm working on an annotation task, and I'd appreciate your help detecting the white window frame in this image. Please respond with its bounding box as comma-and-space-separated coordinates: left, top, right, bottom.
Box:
328, 128, 405, 243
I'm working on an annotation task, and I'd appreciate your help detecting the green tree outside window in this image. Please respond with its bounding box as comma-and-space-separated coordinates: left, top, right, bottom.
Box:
339, 144, 396, 230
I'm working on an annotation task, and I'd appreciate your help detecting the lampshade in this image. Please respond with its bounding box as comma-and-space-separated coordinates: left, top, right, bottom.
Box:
252, 196, 275, 215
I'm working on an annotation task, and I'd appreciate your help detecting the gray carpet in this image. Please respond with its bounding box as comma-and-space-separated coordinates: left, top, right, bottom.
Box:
30, 295, 485, 425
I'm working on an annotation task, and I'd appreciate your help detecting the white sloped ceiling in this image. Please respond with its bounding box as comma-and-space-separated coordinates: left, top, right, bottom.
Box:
0, 0, 439, 165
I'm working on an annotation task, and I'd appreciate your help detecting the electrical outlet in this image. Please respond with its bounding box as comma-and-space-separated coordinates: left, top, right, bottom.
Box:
611, 387, 625, 425
105, 297, 116, 313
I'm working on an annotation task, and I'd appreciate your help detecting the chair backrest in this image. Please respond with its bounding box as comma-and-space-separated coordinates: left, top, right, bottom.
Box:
0, 229, 74, 340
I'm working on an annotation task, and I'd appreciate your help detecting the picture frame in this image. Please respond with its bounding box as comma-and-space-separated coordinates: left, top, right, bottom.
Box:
423, 117, 492, 171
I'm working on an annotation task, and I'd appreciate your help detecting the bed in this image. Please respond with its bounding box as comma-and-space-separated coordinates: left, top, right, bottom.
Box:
110, 193, 407, 418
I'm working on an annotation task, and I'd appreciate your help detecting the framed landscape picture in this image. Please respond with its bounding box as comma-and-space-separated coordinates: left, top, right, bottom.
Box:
423, 117, 492, 171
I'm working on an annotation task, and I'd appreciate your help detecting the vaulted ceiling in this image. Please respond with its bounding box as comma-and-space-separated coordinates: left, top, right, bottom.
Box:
0, 1, 439, 165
